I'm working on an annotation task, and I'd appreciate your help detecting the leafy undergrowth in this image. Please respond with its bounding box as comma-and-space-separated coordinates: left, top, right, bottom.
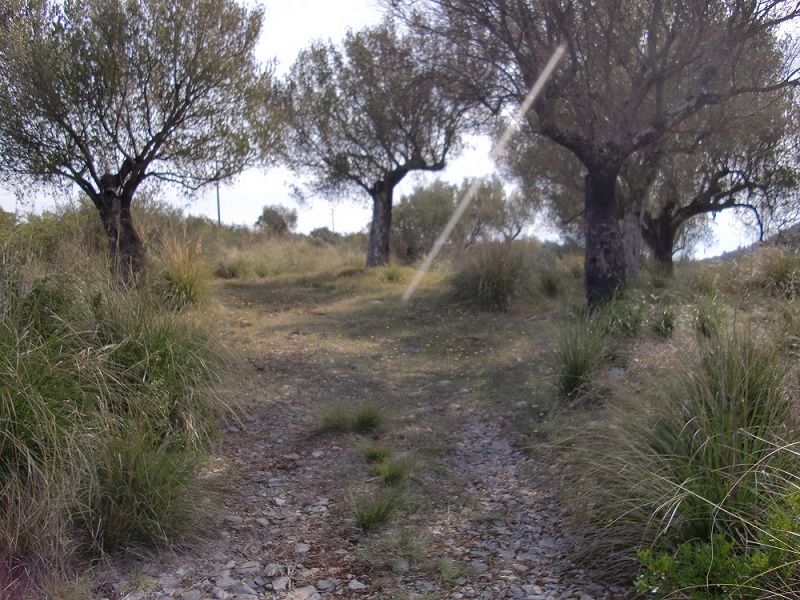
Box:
550, 251, 800, 598
0, 233, 229, 594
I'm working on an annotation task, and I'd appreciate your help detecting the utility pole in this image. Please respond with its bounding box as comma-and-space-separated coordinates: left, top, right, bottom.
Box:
216, 181, 221, 226
331, 207, 335, 233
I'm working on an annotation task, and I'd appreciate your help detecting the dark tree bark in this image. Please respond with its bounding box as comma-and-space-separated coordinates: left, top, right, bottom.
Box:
642, 213, 676, 274
366, 183, 393, 267
622, 198, 643, 280
96, 173, 146, 282
584, 168, 626, 308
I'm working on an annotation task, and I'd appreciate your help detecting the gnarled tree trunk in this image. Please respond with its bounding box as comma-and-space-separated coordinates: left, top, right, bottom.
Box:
642, 213, 676, 275
622, 196, 644, 280
584, 168, 626, 308
366, 183, 392, 267
96, 182, 145, 282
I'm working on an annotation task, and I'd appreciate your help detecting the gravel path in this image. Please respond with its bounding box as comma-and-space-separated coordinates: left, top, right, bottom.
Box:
96, 288, 631, 600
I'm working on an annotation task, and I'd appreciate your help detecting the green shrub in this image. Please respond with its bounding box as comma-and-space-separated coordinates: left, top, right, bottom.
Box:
450, 243, 531, 312
553, 320, 608, 400
569, 334, 799, 587
636, 492, 800, 598
77, 425, 201, 551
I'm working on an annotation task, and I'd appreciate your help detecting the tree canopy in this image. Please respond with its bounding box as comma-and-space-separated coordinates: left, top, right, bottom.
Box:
279, 19, 474, 266
255, 205, 298, 235
392, 0, 800, 305
0, 0, 276, 277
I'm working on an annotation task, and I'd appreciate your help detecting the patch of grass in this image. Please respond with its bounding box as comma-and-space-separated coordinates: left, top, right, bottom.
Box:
318, 406, 354, 434
449, 243, 532, 312
356, 527, 430, 573
599, 293, 647, 339
553, 319, 608, 401
214, 252, 251, 279
361, 442, 394, 463
693, 295, 727, 339
317, 405, 385, 435
371, 458, 412, 486
76, 424, 202, 552
567, 333, 800, 587
376, 264, 409, 283
651, 306, 676, 338
0, 249, 226, 579
437, 559, 472, 586
353, 491, 402, 533
154, 236, 210, 310
352, 405, 384, 433
539, 268, 563, 298
760, 247, 800, 297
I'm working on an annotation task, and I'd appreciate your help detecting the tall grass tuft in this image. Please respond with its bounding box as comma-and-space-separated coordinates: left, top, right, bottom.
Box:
0, 244, 227, 583
566, 333, 800, 595
759, 247, 800, 298
153, 235, 210, 310
553, 319, 608, 401
449, 243, 532, 312
76, 424, 201, 552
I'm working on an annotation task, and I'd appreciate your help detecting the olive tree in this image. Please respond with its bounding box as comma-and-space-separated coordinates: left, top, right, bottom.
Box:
392, 0, 800, 305
0, 0, 276, 278
279, 20, 473, 267
255, 205, 298, 235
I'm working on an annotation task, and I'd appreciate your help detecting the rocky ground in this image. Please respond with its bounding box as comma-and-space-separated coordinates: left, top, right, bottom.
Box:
97, 279, 632, 600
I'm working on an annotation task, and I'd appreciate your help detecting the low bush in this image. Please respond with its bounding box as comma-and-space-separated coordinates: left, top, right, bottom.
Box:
449, 243, 533, 312
567, 333, 800, 595
553, 319, 608, 401
0, 248, 226, 582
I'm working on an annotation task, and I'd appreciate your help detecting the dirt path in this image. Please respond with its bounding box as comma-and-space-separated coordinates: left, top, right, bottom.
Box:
101, 276, 629, 600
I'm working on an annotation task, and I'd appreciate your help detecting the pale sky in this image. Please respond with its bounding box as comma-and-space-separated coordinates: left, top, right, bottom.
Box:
0, 0, 759, 257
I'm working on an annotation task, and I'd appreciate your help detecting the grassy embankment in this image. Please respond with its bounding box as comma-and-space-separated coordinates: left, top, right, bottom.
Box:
4, 201, 800, 598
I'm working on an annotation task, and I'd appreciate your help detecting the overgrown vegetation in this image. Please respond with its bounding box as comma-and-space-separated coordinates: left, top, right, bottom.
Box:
0, 205, 228, 592
5, 197, 800, 599
552, 258, 800, 597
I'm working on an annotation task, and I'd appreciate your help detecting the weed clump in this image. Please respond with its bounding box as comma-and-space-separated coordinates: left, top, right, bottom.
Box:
553, 319, 608, 400
353, 491, 402, 533
0, 250, 226, 577
567, 333, 800, 596
371, 458, 412, 486
449, 243, 532, 312
318, 405, 385, 435
361, 442, 394, 463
